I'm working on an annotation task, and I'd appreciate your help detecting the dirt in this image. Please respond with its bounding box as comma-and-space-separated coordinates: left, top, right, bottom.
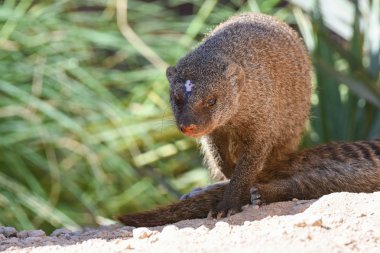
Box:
1, 192, 379, 253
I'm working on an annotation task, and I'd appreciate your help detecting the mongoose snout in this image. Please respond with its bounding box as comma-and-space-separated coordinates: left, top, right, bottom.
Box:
179, 123, 215, 138
179, 124, 197, 135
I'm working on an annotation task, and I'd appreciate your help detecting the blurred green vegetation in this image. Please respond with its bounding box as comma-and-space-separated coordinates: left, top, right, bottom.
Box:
0, 0, 379, 232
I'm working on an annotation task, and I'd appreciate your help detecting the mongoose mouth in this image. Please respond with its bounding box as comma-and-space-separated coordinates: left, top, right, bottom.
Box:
181, 125, 214, 138
184, 131, 208, 138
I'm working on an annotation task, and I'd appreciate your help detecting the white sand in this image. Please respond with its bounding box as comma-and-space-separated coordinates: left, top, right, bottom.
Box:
1, 192, 380, 253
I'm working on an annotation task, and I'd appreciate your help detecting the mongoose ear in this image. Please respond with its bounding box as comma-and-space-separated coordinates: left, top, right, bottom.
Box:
225, 63, 245, 89
166, 66, 177, 83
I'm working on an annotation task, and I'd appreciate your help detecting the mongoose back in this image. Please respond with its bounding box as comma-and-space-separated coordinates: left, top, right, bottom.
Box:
118, 13, 380, 227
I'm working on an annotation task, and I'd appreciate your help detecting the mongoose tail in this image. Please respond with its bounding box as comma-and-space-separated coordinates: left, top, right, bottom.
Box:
118, 183, 252, 227
119, 140, 380, 227
255, 140, 380, 203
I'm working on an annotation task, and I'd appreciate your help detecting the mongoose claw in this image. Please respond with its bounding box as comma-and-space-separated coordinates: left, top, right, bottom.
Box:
216, 211, 225, 219
210, 199, 242, 219
227, 209, 238, 217
250, 187, 263, 206
206, 210, 224, 219
215, 207, 240, 218
207, 207, 240, 219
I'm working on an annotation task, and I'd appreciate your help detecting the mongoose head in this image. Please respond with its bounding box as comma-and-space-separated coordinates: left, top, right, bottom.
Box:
166, 53, 245, 137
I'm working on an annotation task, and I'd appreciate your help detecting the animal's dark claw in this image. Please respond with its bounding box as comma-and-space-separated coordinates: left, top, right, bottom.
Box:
208, 200, 242, 219
250, 187, 263, 206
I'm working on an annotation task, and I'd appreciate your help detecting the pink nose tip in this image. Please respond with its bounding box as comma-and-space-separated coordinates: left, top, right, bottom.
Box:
180, 124, 197, 134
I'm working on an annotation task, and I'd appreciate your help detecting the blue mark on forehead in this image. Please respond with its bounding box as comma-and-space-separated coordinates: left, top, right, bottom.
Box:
183, 80, 194, 99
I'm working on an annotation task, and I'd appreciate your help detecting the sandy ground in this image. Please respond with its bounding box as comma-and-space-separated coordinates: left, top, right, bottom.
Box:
1, 191, 380, 253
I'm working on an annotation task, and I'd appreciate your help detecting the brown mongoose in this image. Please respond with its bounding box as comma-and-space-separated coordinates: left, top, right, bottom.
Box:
117, 13, 380, 227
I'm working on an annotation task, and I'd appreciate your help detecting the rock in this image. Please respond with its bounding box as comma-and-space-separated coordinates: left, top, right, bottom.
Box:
215, 221, 229, 228
132, 227, 154, 239
214, 221, 230, 231
17, 230, 45, 238
161, 225, 178, 234
179, 227, 195, 235
0, 226, 17, 237
69, 230, 83, 237
243, 221, 252, 226
51, 228, 72, 237
195, 225, 209, 234
29, 230, 45, 237
24, 236, 43, 244
16, 231, 29, 239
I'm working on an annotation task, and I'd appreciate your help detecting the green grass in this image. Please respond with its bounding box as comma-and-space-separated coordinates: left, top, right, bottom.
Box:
0, 0, 379, 232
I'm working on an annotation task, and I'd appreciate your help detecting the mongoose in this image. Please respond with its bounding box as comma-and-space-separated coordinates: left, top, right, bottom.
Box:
118, 13, 380, 227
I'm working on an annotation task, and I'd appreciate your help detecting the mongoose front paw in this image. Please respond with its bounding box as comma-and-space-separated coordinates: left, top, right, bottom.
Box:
250, 187, 263, 206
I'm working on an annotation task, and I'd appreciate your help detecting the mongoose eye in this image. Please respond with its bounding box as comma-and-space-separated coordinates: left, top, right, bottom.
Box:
207, 98, 217, 107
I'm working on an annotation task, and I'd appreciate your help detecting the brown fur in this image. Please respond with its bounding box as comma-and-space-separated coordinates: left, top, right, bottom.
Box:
167, 12, 311, 216
117, 13, 380, 227
118, 140, 380, 227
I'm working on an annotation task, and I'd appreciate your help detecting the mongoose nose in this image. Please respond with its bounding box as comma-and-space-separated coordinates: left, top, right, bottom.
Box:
180, 124, 197, 134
